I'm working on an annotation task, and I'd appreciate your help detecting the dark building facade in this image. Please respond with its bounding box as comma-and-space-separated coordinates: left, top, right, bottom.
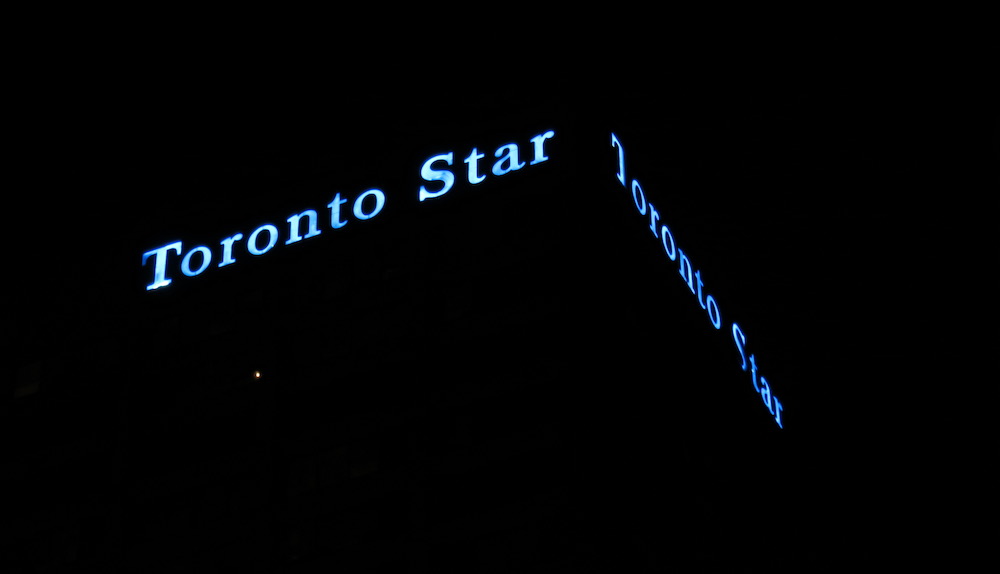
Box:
4, 77, 988, 571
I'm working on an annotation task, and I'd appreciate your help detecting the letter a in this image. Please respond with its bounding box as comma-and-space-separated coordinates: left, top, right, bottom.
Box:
492, 143, 525, 176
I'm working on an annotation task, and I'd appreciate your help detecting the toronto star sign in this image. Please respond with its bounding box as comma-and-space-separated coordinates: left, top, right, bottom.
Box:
141, 128, 785, 429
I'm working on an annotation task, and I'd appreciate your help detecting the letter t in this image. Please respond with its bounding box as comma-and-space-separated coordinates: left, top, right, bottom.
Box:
142, 241, 182, 290
465, 147, 486, 184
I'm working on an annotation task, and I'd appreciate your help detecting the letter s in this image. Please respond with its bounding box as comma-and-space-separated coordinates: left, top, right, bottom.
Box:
732, 322, 748, 371
418, 152, 455, 202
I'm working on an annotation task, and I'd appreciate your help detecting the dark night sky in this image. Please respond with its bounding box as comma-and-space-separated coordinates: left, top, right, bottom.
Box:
19, 42, 992, 440
6, 30, 994, 569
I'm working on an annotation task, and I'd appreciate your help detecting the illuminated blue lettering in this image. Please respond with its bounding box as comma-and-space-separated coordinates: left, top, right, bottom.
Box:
419, 152, 455, 202
692, 269, 722, 328
248, 224, 278, 256
759, 376, 773, 414
464, 147, 486, 184
749, 354, 760, 393
732, 323, 748, 370
631, 179, 647, 215
142, 241, 182, 291
610, 130, 784, 428
706, 295, 722, 329
353, 189, 385, 220
677, 248, 695, 293
327, 193, 349, 229
529, 130, 555, 165
286, 209, 321, 245
219, 233, 243, 267
611, 132, 625, 186
733, 326, 785, 426
181, 246, 212, 277
492, 143, 526, 176
660, 225, 677, 260
418, 131, 554, 202
695, 270, 707, 310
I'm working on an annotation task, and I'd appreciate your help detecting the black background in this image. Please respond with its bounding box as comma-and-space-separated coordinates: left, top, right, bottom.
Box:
4, 25, 994, 572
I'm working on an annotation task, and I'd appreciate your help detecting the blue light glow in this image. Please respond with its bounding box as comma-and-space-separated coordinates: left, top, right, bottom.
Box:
353, 189, 385, 220
327, 193, 349, 229
142, 241, 182, 290
694, 270, 707, 309
758, 372, 786, 428
660, 225, 677, 260
732, 332, 786, 427
647, 202, 660, 237
418, 152, 455, 201
418, 130, 555, 202
631, 179, 647, 215
143, 187, 393, 291
286, 209, 321, 245
706, 295, 722, 329
611, 133, 626, 186
610, 131, 785, 429
529, 130, 555, 165
759, 375, 772, 413
732, 323, 748, 370
181, 246, 212, 277
677, 249, 694, 293
248, 224, 278, 256
219, 233, 244, 267
464, 148, 486, 184
491, 143, 526, 176
145, 130, 557, 290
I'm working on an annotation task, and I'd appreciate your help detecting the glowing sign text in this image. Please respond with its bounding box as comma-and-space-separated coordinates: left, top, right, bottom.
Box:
142, 130, 556, 291
418, 130, 555, 201
611, 133, 785, 429
142, 189, 386, 291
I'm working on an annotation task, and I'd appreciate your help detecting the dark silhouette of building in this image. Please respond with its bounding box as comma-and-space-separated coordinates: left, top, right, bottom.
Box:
4, 67, 989, 571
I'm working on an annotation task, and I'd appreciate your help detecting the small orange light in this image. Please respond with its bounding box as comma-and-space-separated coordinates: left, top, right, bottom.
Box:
253, 370, 262, 380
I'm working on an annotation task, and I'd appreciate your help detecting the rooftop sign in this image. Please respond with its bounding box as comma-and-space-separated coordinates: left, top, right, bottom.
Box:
140, 126, 786, 429
141, 129, 556, 291
611, 133, 785, 429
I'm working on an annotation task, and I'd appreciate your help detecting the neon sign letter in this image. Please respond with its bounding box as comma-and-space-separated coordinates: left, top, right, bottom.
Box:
247, 224, 279, 256
181, 246, 212, 277
286, 209, 321, 245
418, 152, 455, 201
141, 241, 182, 291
